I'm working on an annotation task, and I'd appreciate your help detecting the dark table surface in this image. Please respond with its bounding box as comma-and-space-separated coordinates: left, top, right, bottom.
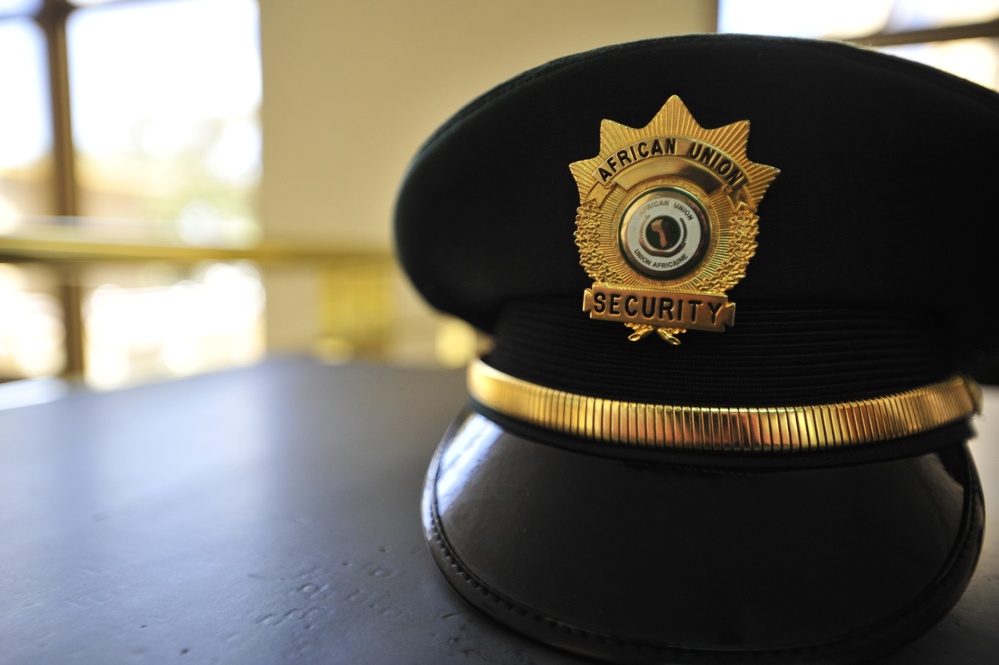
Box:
1, 357, 996, 664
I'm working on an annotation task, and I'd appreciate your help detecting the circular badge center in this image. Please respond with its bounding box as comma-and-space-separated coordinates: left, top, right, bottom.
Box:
619, 187, 709, 279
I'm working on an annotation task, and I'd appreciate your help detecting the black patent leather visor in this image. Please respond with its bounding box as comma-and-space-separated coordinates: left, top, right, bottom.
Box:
422, 407, 985, 665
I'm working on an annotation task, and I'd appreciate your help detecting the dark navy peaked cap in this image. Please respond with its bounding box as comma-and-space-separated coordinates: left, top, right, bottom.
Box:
394, 34, 995, 664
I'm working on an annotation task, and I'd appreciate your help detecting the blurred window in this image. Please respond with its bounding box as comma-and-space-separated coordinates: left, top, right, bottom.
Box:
719, 0, 999, 90
0, 0, 263, 389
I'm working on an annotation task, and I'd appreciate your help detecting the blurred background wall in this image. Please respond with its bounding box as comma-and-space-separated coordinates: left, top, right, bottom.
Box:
257, 0, 718, 365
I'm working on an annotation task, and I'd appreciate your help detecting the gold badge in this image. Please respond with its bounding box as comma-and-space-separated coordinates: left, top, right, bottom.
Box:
570, 96, 778, 344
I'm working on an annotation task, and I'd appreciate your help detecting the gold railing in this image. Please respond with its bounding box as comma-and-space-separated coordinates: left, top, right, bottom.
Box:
0, 227, 388, 264
0, 221, 398, 380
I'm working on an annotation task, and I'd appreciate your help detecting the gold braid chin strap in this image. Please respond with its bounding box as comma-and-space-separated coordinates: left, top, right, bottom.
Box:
467, 359, 982, 452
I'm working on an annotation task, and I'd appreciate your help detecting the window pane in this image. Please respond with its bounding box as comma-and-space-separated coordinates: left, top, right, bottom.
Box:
68, 0, 262, 246
0, 18, 52, 223
0, 0, 40, 14
0, 264, 64, 381
719, 0, 999, 38
883, 38, 999, 89
886, 0, 999, 32
718, 0, 895, 38
83, 261, 265, 389
69, 0, 126, 6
